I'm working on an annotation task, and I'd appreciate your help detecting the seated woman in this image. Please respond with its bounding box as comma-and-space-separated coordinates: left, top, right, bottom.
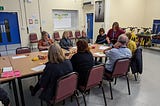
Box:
71, 39, 94, 86
126, 32, 137, 55
59, 31, 73, 50
0, 88, 10, 106
30, 43, 73, 103
95, 28, 108, 44
38, 31, 53, 51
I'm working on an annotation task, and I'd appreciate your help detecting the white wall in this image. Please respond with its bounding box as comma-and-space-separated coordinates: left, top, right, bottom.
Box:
144, 0, 160, 27
109, 0, 145, 30
0, 0, 83, 46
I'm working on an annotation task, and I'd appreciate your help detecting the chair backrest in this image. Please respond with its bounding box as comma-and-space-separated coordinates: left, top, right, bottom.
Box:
112, 58, 130, 77
29, 33, 38, 43
75, 30, 81, 38
68, 31, 73, 38
53, 31, 60, 40
54, 72, 78, 103
16, 47, 31, 54
85, 64, 104, 90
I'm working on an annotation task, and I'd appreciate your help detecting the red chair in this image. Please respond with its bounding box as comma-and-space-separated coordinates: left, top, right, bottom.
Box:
68, 31, 75, 40
16, 47, 31, 54
78, 64, 107, 106
29, 33, 38, 49
53, 31, 61, 42
41, 72, 79, 106
75, 30, 81, 39
104, 58, 131, 99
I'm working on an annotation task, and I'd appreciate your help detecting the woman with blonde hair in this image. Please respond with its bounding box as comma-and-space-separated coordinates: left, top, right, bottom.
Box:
59, 31, 73, 50
30, 43, 73, 103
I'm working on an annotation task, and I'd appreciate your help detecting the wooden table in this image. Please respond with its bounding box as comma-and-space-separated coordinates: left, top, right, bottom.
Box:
8, 52, 48, 106
0, 56, 19, 106
5, 44, 107, 106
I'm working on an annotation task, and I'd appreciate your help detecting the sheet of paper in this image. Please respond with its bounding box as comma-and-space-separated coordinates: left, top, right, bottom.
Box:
99, 46, 110, 50
41, 50, 48, 53
94, 52, 106, 57
3, 67, 13, 72
72, 46, 77, 49
31, 65, 46, 72
12, 55, 27, 59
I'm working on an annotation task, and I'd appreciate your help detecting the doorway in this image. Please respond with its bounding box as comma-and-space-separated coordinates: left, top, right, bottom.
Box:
87, 13, 93, 40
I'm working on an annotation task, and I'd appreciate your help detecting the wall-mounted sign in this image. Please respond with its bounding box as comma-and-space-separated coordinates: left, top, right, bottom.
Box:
0, 6, 4, 11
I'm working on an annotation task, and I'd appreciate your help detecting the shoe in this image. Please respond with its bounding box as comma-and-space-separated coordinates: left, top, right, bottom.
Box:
29, 85, 35, 96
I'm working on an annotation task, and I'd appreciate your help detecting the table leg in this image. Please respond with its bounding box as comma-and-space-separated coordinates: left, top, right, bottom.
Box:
18, 78, 25, 106
12, 80, 19, 106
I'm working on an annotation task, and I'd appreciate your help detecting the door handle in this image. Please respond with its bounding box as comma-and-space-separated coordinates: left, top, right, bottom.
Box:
3, 25, 6, 33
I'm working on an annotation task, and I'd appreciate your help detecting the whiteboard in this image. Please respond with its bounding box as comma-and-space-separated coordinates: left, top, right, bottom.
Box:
54, 12, 71, 29
53, 10, 78, 30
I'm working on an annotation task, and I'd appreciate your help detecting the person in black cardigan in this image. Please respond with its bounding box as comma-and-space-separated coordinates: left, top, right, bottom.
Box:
71, 39, 94, 86
30, 43, 73, 103
59, 31, 73, 50
0, 88, 10, 106
95, 28, 108, 44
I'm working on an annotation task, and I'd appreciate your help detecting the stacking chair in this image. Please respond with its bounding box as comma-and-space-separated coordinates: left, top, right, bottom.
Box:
41, 72, 79, 106
68, 31, 75, 40
16, 47, 31, 54
75, 30, 81, 40
78, 64, 107, 106
104, 58, 131, 99
53, 31, 61, 42
29, 33, 38, 49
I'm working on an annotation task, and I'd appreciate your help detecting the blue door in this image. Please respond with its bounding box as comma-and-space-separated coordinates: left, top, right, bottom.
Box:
0, 12, 21, 45
87, 13, 93, 39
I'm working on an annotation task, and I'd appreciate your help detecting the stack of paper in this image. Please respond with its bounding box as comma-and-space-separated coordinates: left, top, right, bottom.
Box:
94, 52, 106, 57
2, 67, 13, 72
99, 46, 109, 50
12, 55, 27, 59
41, 50, 48, 53
31, 65, 46, 72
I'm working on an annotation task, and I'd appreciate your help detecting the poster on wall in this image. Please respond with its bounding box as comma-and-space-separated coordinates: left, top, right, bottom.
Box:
95, 0, 104, 22
53, 12, 71, 29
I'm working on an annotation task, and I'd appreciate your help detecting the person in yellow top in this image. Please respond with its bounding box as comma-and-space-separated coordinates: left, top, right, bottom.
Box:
126, 32, 137, 55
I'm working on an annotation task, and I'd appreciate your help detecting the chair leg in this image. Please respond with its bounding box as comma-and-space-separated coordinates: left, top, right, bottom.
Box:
134, 73, 137, 81
126, 75, 131, 95
114, 78, 117, 85
71, 95, 73, 102
41, 100, 43, 106
101, 85, 107, 106
109, 82, 113, 100
81, 92, 87, 106
74, 92, 80, 106
9, 81, 12, 89
62, 100, 65, 105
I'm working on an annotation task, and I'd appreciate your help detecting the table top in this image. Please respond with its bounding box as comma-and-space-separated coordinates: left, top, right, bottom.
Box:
0, 44, 108, 80
0, 56, 15, 83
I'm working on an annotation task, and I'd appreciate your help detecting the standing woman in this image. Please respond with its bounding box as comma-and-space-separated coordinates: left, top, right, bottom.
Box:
106, 22, 125, 45
30, 43, 73, 103
71, 39, 94, 86
59, 31, 73, 50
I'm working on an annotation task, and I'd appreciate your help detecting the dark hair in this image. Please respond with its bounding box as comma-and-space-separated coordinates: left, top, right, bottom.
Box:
112, 22, 119, 30
77, 39, 90, 52
126, 32, 132, 40
99, 28, 105, 34
41, 31, 48, 38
